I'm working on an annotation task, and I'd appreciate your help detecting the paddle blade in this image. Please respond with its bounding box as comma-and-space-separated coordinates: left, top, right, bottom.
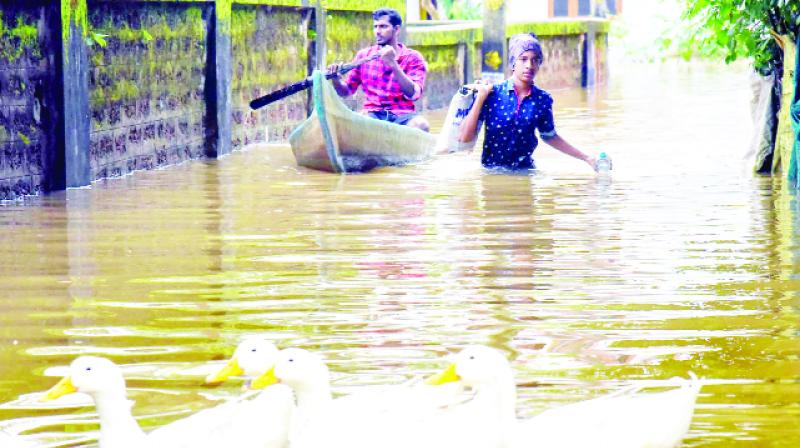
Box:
248, 54, 379, 110
249, 78, 312, 110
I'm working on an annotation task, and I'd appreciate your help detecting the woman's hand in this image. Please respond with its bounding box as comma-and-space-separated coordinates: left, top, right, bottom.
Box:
465, 79, 492, 99
458, 80, 491, 144
585, 155, 598, 172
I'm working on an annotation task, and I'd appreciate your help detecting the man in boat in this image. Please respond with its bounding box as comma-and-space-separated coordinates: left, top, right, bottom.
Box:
327, 8, 430, 132
458, 33, 598, 171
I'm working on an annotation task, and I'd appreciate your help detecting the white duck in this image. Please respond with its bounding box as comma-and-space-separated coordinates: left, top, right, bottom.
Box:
251, 347, 467, 448
149, 337, 294, 448
424, 345, 521, 448
0, 430, 33, 448
427, 345, 702, 448
42, 338, 293, 448
42, 356, 147, 448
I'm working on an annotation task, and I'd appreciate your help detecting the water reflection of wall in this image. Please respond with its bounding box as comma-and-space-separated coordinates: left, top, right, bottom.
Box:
56, 168, 227, 362
0, 194, 74, 404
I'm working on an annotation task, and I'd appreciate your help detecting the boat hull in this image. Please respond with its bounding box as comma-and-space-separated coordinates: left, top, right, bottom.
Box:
289, 70, 437, 173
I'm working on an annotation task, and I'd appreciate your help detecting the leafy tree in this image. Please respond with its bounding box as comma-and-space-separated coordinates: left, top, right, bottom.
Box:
440, 0, 482, 20
680, 0, 800, 73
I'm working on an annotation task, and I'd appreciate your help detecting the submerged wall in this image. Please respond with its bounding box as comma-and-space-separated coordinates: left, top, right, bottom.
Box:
87, 3, 210, 180
0, 3, 58, 199
407, 23, 482, 110
231, 5, 309, 148
0, 0, 607, 200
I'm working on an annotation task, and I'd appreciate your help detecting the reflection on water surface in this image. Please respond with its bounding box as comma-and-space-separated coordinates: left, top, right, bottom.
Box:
0, 62, 798, 447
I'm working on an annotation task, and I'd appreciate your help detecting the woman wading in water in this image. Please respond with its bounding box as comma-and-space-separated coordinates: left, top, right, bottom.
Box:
459, 33, 599, 171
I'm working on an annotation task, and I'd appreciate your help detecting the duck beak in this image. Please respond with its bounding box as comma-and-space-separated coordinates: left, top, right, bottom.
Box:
42, 376, 77, 401
426, 363, 460, 385
205, 357, 244, 385
250, 366, 278, 390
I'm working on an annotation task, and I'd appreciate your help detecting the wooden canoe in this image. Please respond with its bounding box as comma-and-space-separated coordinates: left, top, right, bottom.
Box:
288, 70, 437, 173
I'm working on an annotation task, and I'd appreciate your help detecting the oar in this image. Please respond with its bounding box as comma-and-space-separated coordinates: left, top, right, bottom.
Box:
249, 54, 380, 110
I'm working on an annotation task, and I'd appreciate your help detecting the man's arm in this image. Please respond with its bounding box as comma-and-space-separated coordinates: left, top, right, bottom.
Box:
327, 56, 363, 98
381, 46, 424, 100
329, 71, 352, 97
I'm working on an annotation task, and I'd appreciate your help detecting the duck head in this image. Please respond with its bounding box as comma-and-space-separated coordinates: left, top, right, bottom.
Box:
43, 356, 126, 401
205, 337, 279, 385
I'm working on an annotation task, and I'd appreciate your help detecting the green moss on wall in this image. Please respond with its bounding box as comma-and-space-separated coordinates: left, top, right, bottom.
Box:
231, 6, 307, 91
107, 79, 140, 102
230, 7, 256, 41
234, 0, 303, 6
88, 3, 207, 107
417, 45, 459, 75
62, 0, 88, 48
0, 11, 43, 62
326, 11, 372, 64
216, 0, 232, 26
322, 0, 404, 13
406, 25, 482, 47
506, 19, 609, 37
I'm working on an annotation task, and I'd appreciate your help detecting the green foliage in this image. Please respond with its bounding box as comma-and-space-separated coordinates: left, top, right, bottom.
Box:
17, 132, 30, 146
440, 0, 482, 20
89, 32, 108, 48
419, 45, 459, 74
680, 0, 800, 73
61, 0, 89, 52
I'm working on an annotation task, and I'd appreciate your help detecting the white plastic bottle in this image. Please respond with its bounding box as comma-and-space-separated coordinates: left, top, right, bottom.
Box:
595, 152, 612, 174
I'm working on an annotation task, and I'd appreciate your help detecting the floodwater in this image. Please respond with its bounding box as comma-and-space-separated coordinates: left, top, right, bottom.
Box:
1, 61, 798, 447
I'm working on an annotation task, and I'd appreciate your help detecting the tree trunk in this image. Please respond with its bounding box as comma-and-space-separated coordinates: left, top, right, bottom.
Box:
772, 34, 796, 175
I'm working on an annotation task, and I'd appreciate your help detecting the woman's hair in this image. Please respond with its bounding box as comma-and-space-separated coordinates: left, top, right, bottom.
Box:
508, 33, 544, 67
373, 8, 403, 27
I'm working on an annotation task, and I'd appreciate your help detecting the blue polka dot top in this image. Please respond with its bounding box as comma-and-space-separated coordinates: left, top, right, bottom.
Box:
478, 79, 558, 170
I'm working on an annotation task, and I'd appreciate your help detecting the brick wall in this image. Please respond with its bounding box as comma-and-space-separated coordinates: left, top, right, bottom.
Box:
416, 44, 465, 110
87, 2, 209, 180
535, 34, 585, 90
0, 3, 55, 200
231, 5, 309, 148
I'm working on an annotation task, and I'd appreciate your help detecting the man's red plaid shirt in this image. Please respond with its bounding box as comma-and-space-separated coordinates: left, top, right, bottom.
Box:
343, 44, 427, 114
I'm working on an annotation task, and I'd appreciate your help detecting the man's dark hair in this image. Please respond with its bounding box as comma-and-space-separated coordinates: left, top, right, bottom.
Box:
373, 8, 402, 27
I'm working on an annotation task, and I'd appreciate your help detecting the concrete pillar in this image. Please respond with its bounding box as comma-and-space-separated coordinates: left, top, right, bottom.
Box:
55, 0, 90, 189
773, 35, 797, 176
459, 43, 469, 85
206, 0, 232, 158
304, 1, 325, 114
582, 22, 597, 87
481, 0, 506, 84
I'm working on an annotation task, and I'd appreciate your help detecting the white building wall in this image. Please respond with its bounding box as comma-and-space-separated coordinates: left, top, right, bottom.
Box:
406, 0, 421, 22
506, 0, 549, 22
